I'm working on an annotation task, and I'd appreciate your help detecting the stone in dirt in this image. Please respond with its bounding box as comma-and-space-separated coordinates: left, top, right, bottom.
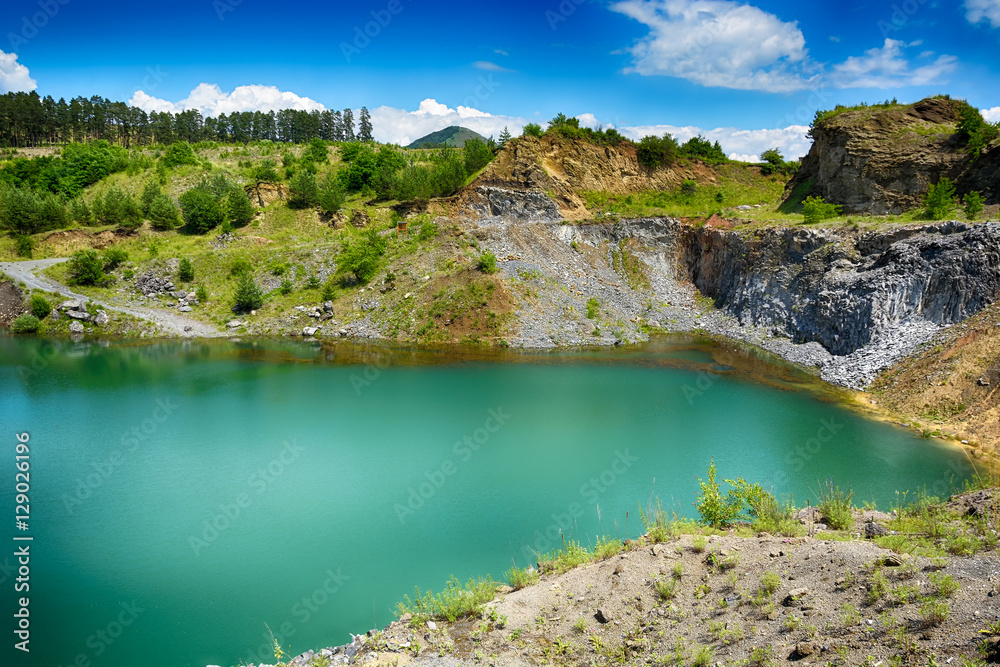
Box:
227, 320, 244, 328
594, 608, 612, 624
793, 641, 816, 658
864, 521, 889, 539
302, 327, 321, 337
783, 587, 809, 606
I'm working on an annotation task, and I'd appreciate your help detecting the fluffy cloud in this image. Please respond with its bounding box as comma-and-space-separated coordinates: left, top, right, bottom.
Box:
831, 39, 957, 88
620, 122, 812, 162
129, 84, 326, 116
966, 0, 1000, 28
610, 0, 816, 92
473, 61, 513, 72
0, 50, 36, 93
983, 106, 1000, 123
370, 99, 530, 146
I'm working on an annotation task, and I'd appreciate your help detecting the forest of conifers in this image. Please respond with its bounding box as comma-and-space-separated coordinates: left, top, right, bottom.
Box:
0, 91, 374, 147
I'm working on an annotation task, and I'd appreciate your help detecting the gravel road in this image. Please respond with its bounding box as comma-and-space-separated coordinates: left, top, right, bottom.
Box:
0, 258, 222, 338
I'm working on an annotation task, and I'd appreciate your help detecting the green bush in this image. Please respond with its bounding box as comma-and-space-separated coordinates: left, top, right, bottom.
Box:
679, 135, 728, 163
100, 187, 142, 228
225, 188, 254, 227
396, 575, 497, 623
817, 479, 855, 530
963, 190, 984, 219
694, 460, 743, 528
680, 179, 697, 195
463, 138, 494, 174
418, 221, 438, 241
230, 258, 252, 276
232, 272, 264, 313
178, 258, 194, 282
586, 297, 599, 319
30, 294, 50, 319
102, 248, 128, 271
522, 123, 543, 138
338, 229, 387, 283
148, 194, 181, 230
10, 313, 40, 334
306, 137, 329, 163
195, 284, 208, 302
317, 171, 346, 216
288, 169, 319, 209
180, 188, 224, 234
68, 249, 107, 286
636, 134, 678, 170
161, 141, 199, 168
924, 178, 956, 219
13, 234, 33, 258
957, 102, 999, 159
140, 181, 161, 216
477, 250, 499, 274
802, 195, 841, 224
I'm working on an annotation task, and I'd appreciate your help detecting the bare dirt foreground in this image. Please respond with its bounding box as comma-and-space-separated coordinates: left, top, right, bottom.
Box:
0, 258, 222, 337
266, 495, 1000, 667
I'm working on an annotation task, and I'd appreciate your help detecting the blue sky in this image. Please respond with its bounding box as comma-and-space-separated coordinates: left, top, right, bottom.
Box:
2, 0, 1000, 159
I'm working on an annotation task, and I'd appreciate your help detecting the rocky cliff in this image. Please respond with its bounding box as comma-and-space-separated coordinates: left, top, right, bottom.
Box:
785, 97, 1000, 214
463, 134, 718, 220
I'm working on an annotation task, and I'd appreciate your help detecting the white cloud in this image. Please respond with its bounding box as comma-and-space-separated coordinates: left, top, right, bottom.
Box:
620, 122, 812, 162
129, 83, 326, 116
370, 98, 530, 146
473, 61, 512, 72
831, 39, 957, 88
610, 0, 817, 92
966, 0, 1000, 28
983, 106, 1000, 123
0, 50, 36, 93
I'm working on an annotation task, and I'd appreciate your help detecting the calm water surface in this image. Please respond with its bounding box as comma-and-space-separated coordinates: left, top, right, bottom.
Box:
0, 335, 974, 667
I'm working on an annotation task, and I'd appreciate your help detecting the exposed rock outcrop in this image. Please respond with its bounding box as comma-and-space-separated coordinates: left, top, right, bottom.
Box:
0, 281, 27, 326
245, 182, 287, 207
785, 97, 999, 214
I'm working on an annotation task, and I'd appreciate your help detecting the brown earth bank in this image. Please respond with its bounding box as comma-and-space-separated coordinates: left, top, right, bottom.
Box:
254, 490, 1000, 667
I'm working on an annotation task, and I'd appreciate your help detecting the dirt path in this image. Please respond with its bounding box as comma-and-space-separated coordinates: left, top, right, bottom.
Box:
0, 258, 223, 338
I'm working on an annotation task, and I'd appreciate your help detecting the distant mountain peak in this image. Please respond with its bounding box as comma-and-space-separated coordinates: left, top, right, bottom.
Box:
407, 126, 488, 149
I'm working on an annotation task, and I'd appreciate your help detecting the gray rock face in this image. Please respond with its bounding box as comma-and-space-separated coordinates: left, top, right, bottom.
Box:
470, 186, 562, 222
58, 299, 82, 311
68, 321, 84, 334
680, 221, 1000, 357
94, 311, 110, 326
65, 310, 92, 321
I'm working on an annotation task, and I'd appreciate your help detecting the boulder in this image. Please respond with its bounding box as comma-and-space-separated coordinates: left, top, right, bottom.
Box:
94, 311, 110, 326
178, 306, 193, 313
66, 310, 92, 321
59, 299, 82, 311
69, 321, 84, 334
302, 326, 321, 337
350, 210, 371, 228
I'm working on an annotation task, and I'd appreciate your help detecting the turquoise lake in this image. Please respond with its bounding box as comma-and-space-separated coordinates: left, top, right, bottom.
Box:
0, 335, 976, 667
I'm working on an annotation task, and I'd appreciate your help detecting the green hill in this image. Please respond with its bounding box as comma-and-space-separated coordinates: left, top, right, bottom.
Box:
406, 126, 488, 149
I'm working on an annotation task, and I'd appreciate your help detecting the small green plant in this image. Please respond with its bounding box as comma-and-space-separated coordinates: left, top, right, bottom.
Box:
397, 575, 497, 623
573, 617, 587, 633
691, 534, 707, 553
230, 258, 252, 276
963, 190, 985, 219
867, 569, 890, 605
102, 248, 129, 271
748, 645, 775, 667
694, 459, 742, 528
818, 479, 855, 530
232, 272, 264, 313
505, 566, 539, 590
477, 251, 499, 274
10, 313, 40, 334
782, 614, 801, 633
178, 257, 194, 282
690, 643, 714, 667
639, 496, 673, 543
920, 598, 949, 627
594, 536, 622, 560
195, 284, 208, 302
924, 178, 956, 219
30, 294, 50, 319
802, 195, 841, 223
655, 577, 679, 600
929, 573, 959, 598
68, 249, 107, 286
586, 296, 599, 319
759, 571, 780, 597
279, 279, 293, 295
840, 603, 861, 626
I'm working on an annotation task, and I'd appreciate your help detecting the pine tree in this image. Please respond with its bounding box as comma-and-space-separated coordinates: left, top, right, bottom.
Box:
342, 108, 355, 142
359, 107, 373, 143
331, 110, 343, 142
498, 126, 511, 147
